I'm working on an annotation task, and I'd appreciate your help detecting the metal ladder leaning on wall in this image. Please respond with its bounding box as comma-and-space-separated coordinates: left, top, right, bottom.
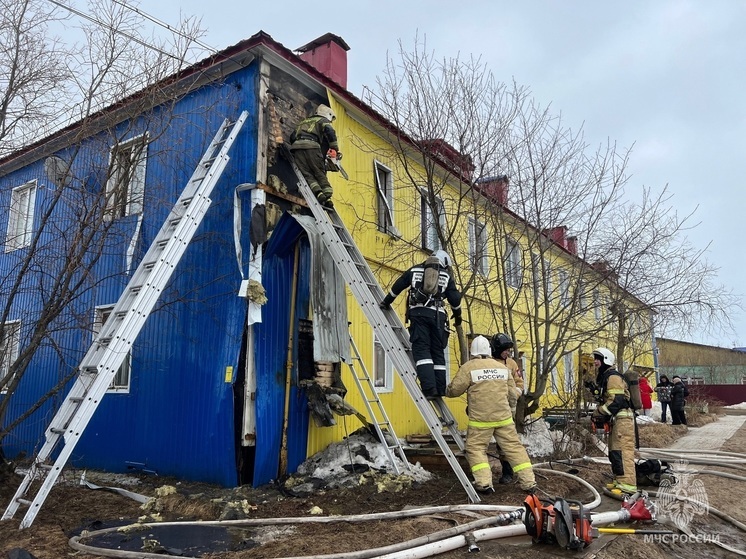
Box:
2, 111, 249, 529
284, 149, 479, 503
346, 334, 410, 474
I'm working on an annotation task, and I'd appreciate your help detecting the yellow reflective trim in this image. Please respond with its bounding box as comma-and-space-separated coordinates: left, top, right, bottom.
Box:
468, 417, 514, 428
608, 389, 625, 395
614, 481, 637, 493
512, 462, 532, 473
471, 463, 490, 473
615, 410, 634, 418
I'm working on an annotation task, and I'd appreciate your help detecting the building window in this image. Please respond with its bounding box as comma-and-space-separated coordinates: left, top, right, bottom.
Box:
544, 259, 553, 303
558, 269, 570, 306
0, 321, 21, 392
593, 290, 602, 321
105, 134, 147, 219
374, 161, 397, 235
563, 353, 575, 394
373, 335, 393, 392
94, 306, 131, 391
540, 346, 558, 394
5, 180, 37, 252
421, 189, 445, 251
468, 217, 488, 276
505, 237, 522, 288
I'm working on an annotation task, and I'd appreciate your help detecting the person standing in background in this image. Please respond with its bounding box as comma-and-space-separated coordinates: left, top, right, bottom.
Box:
639, 375, 654, 416
655, 374, 673, 423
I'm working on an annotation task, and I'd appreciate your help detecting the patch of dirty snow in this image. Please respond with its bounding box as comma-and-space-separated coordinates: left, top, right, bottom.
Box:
520, 420, 582, 458
296, 430, 433, 486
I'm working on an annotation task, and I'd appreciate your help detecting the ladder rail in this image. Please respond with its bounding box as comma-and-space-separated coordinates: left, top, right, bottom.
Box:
346, 335, 409, 474
3, 112, 249, 528
286, 154, 478, 503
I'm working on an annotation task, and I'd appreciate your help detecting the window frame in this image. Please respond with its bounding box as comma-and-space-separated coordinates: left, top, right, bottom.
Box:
468, 216, 488, 276
105, 133, 148, 219
0, 320, 21, 392
94, 305, 131, 392
558, 269, 570, 307
563, 352, 575, 395
505, 237, 522, 288
420, 188, 445, 252
5, 180, 37, 252
373, 334, 394, 392
374, 160, 398, 236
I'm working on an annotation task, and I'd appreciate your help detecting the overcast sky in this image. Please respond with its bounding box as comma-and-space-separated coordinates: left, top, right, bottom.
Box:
142, 0, 746, 347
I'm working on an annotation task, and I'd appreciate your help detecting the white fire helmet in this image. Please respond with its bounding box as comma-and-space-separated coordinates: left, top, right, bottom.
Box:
316, 104, 336, 122
592, 347, 616, 367
432, 249, 451, 267
470, 336, 492, 358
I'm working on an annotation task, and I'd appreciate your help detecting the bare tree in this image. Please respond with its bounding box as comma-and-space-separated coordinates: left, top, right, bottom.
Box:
0, 0, 209, 456
364, 36, 735, 428
590, 186, 740, 365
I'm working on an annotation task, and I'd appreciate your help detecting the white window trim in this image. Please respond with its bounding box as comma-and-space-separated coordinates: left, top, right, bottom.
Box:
563, 353, 574, 395
558, 269, 570, 306
5, 180, 37, 252
420, 188, 445, 252
94, 305, 131, 393
468, 217, 489, 276
593, 290, 602, 321
374, 160, 399, 236
505, 237, 522, 288
373, 334, 394, 393
105, 133, 148, 219
0, 320, 21, 392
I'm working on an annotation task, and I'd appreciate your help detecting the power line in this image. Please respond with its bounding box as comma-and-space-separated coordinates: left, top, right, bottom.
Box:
110, 0, 219, 55
45, 0, 183, 61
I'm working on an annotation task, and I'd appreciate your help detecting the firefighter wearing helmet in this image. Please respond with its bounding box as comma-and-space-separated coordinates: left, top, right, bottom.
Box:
490, 332, 525, 485
379, 250, 462, 398
289, 103, 340, 208
592, 347, 637, 494
445, 336, 537, 494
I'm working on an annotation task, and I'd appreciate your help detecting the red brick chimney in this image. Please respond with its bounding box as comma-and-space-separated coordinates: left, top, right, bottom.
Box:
566, 236, 578, 255
296, 33, 350, 89
546, 226, 568, 248
476, 175, 509, 207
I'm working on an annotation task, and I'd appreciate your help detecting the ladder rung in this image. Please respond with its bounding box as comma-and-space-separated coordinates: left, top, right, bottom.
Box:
1, 110, 250, 529
17, 499, 32, 507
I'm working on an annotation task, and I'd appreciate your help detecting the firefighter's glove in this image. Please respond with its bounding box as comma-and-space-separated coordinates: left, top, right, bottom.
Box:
327, 149, 337, 159
453, 314, 462, 327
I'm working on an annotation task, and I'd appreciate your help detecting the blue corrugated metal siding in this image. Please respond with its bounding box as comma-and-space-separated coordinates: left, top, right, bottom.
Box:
1, 66, 260, 486
252, 215, 311, 486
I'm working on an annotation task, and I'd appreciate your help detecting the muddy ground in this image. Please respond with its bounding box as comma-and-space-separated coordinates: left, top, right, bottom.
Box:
1, 413, 744, 559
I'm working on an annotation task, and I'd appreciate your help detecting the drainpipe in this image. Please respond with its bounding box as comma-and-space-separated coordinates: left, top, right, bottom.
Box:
279, 244, 301, 476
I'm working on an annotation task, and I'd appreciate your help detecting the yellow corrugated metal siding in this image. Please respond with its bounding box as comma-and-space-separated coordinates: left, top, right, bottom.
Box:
306, 94, 653, 456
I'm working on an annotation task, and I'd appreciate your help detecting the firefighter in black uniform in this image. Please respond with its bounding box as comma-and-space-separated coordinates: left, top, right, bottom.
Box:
379, 250, 463, 399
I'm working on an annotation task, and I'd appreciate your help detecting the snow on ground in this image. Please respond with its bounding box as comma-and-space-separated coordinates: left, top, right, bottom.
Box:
726, 401, 746, 409
296, 431, 433, 486
482, 417, 586, 458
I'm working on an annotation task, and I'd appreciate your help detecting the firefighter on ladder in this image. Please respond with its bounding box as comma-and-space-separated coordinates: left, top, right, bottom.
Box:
290, 104, 340, 209
592, 347, 638, 494
446, 336, 537, 494
379, 250, 462, 399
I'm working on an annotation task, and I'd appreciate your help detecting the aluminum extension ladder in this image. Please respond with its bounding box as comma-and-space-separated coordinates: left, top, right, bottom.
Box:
285, 150, 479, 503
346, 335, 410, 475
2, 112, 249, 528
